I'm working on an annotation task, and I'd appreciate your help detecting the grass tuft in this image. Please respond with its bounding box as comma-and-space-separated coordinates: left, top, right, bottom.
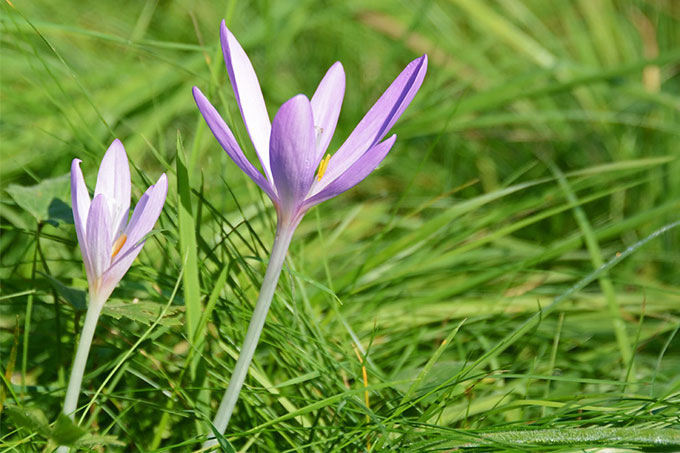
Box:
1, 1, 679, 451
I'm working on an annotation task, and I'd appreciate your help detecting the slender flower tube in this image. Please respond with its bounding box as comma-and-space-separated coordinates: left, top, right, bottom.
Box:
194, 21, 427, 444
62, 139, 167, 430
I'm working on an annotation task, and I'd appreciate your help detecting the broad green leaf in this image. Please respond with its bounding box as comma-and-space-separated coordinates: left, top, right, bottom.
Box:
74, 433, 126, 448
50, 414, 86, 445
476, 427, 680, 447
5, 406, 51, 438
40, 272, 87, 311
5, 174, 71, 225
102, 300, 183, 327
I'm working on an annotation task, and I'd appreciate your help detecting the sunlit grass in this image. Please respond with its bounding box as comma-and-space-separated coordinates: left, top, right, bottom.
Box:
1, 0, 679, 451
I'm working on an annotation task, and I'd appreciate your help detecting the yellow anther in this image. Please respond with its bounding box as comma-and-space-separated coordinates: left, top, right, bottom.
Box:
111, 234, 127, 259
317, 154, 331, 181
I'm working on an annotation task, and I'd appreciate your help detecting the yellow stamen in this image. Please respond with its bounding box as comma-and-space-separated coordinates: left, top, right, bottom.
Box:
317, 154, 331, 181
111, 234, 127, 259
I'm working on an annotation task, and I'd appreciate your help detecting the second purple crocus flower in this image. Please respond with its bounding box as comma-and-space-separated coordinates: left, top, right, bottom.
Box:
194, 21, 427, 444
71, 139, 168, 306
60, 140, 167, 452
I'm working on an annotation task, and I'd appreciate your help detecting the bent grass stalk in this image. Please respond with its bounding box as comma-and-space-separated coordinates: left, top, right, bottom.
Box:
204, 222, 295, 448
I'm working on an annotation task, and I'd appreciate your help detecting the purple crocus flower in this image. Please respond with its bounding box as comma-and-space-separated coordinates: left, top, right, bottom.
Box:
193, 21, 427, 229
60, 139, 167, 440
71, 139, 168, 305
193, 22, 427, 443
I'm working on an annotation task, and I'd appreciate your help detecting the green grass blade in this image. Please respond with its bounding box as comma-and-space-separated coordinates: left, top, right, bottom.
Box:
176, 131, 203, 343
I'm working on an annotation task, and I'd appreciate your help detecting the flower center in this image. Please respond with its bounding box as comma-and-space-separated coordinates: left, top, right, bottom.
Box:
111, 234, 127, 259
317, 154, 331, 181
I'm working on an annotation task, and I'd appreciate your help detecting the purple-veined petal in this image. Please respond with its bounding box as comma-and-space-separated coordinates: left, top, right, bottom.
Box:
305, 135, 396, 208
98, 242, 144, 303
311, 61, 345, 163
71, 159, 92, 274
71, 159, 91, 241
94, 139, 131, 239
85, 194, 112, 287
101, 173, 167, 302
193, 86, 277, 201
221, 21, 273, 182
118, 173, 168, 257
319, 54, 427, 189
269, 95, 317, 215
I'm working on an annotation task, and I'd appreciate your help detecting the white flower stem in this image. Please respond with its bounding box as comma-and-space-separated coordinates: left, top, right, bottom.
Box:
57, 295, 104, 453
204, 222, 295, 448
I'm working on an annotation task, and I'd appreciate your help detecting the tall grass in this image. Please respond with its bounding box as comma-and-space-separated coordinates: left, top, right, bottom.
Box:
1, 0, 679, 451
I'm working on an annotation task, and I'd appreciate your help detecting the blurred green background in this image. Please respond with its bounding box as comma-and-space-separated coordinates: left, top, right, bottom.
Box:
1, 0, 679, 451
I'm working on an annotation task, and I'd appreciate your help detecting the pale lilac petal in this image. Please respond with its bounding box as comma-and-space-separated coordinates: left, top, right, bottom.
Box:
193, 86, 277, 201
85, 194, 112, 285
120, 173, 168, 255
101, 174, 167, 300
319, 55, 427, 188
269, 95, 316, 214
305, 135, 396, 208
94, 139, 131, 239
310, 61, 345, 163
98, 242, 144, 303
71, 159, 91, 240
221, 21, 273, 182
71, 159, 92, 273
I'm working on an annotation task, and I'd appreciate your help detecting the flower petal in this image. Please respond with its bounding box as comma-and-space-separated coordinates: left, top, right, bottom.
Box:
71, 159, 91, 240
102, 173, 167, 300
121, 173, 168, 253
94, 139, 131, 238
97, 242, 143, 304
269, 95, 317, 214
311, 61, 345, 162
105, 242, 143, 278
85, 194, 112, 286
193, 86, 277, 201
71, 159, 92, 274
221, 21, 273, 182
305, 135, 396, 208
319, 54, 427, 189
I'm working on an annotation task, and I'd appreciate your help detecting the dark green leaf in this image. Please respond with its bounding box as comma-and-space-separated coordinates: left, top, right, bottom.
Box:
74, 433, 125, 447
209, 424, 236, 453
102, 300, 183, 326
6, 174, 71, 224
50, 414, 86, 445
5, 405, 51, 438
40, 272, 87, 311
